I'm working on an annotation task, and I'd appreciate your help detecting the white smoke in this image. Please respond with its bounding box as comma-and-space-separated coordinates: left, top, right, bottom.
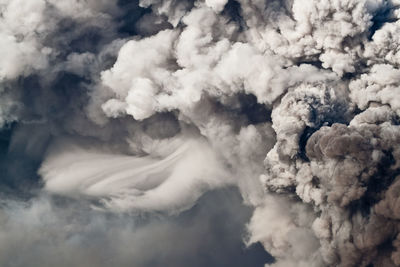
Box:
40, 136, 232, 213
1, 0, 400, 266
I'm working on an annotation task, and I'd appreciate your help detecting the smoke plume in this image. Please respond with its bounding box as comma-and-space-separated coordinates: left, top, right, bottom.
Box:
1, 0, 400, 266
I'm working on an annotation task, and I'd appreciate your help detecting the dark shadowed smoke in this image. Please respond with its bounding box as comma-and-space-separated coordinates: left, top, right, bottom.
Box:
0, 188, 273, 267
1, 0, 400, 267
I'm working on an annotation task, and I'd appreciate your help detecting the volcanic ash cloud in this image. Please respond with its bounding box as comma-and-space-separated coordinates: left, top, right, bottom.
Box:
1, 0, 400, 266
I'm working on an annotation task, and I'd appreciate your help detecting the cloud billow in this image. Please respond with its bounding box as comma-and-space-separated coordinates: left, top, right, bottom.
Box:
0, 0, 400, 266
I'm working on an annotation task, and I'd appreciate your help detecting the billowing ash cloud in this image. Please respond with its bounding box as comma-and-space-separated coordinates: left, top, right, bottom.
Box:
1, 0, 400, 266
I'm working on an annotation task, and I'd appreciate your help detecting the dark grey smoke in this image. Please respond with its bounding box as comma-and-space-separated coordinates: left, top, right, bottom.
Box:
1, 0, 400, 266
0, 188, 273, 267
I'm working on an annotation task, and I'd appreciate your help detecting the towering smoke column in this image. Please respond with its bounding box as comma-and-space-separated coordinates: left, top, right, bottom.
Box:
1, 0, 400, 266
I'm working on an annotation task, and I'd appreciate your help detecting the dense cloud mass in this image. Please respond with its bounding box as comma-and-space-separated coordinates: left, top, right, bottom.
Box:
1, 0, 400, 266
